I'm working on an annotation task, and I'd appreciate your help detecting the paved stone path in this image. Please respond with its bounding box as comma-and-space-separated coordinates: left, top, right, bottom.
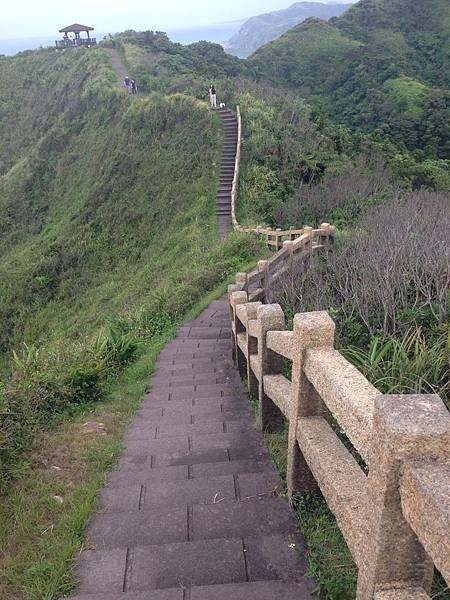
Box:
216, 109, 237, 240
69, 297, 315, 599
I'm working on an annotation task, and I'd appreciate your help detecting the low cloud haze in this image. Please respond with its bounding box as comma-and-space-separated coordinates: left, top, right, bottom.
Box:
1, 0, 357, 39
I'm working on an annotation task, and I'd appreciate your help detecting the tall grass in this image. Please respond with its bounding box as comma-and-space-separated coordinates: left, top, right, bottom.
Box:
343, 327, 449, 406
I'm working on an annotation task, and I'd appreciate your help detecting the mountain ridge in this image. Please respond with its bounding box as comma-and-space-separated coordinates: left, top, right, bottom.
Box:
225, 1, 353, 58
249, 0, 450, 159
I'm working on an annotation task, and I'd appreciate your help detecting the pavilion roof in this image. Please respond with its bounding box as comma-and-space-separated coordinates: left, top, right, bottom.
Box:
59, 23, 94, 33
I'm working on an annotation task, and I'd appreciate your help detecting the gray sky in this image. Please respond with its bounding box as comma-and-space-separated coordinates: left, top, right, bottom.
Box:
1, 0, 349, 39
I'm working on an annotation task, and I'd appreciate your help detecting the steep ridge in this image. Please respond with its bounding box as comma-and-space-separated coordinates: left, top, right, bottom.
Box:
226, 1, 352, 58
68, 298, 315, 599
216, 108, 238, 240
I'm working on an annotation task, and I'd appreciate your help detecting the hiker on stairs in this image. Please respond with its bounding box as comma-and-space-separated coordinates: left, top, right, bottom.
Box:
209, 84, 217, 109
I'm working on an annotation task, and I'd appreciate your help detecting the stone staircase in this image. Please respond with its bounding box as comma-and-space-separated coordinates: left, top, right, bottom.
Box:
68, 298, 315, 600
216, 109, 238, 240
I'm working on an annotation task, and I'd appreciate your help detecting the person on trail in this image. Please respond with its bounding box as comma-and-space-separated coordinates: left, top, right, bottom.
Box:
130, 79, 138, 95
209, 84, 217, 109
124, 76, 131, 94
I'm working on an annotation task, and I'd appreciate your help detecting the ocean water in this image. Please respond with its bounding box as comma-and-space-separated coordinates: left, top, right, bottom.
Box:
0, 22, 244, 56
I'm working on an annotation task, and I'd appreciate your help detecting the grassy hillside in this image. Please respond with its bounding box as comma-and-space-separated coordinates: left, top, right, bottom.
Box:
249, 0, 450, 162
0, 46, 262, 488
1, 29, 448, 600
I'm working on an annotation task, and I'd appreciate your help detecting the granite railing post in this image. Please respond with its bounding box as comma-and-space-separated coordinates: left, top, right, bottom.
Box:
289, 226, 296, 242
258, 260, 269, 303
230, 291, 248, 370
287, 311, 335, 497
304, 226, 313, 250
255, 304, 286, 432
235, 272, 248, 292
319, 222, 331, 246
283, 240, 295, 296
244, 302, 261, 400
303, 226, 314, 269
356, 394, 450, 600
228, 277, 246, 362
276, 228, 283, 251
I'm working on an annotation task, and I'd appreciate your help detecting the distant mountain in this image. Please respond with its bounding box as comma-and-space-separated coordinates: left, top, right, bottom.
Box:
249, 0, 450, 158
225, 2, 353, 58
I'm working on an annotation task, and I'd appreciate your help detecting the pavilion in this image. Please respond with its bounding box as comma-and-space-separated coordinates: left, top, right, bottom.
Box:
55, 24, 97, 49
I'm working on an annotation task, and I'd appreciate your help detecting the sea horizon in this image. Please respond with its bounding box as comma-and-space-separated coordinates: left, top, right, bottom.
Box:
0, 21, 245, 56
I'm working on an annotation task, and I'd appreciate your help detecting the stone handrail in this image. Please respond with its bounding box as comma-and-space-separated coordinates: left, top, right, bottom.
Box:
227, 267, 450, 599
231, 106, 323, 250
232, 224, 335, 303
230, 105, 241, 230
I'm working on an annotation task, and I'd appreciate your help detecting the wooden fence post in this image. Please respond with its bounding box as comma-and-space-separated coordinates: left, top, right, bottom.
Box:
356, 394, 450, 600
254, 304, 286, 432
287, 311, 335, 497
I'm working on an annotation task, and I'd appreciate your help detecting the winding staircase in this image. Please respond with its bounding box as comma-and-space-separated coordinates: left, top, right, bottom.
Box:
216, 108, 238, 239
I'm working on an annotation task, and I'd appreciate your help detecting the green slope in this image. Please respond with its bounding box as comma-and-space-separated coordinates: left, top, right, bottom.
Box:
249, 0, 450, 158
0, 46, 261, 484
0, 47, 249, 353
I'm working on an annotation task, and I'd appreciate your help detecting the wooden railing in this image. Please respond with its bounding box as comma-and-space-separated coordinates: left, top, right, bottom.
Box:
227, 240, 450, 600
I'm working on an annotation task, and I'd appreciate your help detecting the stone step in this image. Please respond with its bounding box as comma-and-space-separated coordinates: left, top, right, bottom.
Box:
123, 430, 266, 460
107, 457, 269, 488
117, 440, 270, 471
87, 496, 296, 549
100, 471, 280, 513
150, 373, 240, 387
69, 580, 313, 599
76, 533, 309, 594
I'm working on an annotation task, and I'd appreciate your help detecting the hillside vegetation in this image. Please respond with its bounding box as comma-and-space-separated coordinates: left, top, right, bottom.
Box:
0, 46, 261, 488
225, 1, 352, 58
0, 9, 449, 598
250, 0, 450, 165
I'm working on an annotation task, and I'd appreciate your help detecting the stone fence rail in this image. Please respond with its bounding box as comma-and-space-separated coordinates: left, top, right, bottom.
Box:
227, 231, 450, 600
230, 105, 310, 251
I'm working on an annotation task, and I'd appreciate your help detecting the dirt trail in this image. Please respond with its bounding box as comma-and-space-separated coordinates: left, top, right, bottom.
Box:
104, 47, 127, 81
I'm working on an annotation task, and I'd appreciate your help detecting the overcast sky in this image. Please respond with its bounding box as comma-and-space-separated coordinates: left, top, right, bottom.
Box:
1, 0, 352, 39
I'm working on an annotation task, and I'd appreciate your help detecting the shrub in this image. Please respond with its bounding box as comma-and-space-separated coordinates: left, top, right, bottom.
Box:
274, 190, 449, 341
93, 320, 142, 369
